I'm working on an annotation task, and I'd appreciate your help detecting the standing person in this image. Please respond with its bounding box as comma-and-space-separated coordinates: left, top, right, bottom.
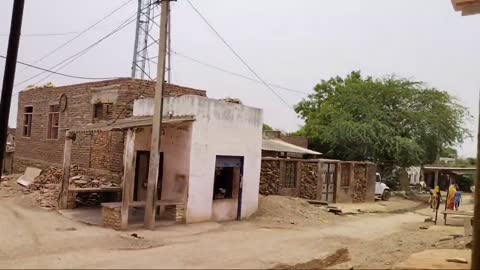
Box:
446, 184, 457, 210
454, 185, 462, 211
432, 185, 442, 224
431, 186, 441, 211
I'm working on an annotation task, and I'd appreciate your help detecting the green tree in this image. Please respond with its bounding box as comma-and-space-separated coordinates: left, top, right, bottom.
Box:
440, 147, 458, 159
263, 124, 274, 131
295, 71, 471, 169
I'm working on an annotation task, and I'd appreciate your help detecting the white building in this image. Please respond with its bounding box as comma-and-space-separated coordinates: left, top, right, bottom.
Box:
63, 95, 263, 229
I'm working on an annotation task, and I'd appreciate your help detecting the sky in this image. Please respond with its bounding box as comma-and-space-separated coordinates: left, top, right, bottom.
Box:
1, 0, 480, 157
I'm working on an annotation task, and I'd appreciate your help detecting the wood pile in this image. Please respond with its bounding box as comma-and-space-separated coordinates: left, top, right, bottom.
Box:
299, 162, 318, 200
259, 160, 281, 195
352, 165, 367, 203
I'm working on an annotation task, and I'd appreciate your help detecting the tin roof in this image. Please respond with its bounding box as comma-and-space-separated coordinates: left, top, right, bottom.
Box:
68, 115, 195, 134
262, 139, 321, 155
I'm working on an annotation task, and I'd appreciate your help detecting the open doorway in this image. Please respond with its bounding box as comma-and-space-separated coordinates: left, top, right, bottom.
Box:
212, 156, 243, 221
134, 151, 163, 202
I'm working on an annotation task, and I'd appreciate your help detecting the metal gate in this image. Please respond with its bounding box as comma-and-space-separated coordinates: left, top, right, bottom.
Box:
321, 163, 337, 203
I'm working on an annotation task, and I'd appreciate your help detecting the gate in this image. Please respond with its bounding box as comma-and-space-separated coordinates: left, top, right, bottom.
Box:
321, 162, 337, 203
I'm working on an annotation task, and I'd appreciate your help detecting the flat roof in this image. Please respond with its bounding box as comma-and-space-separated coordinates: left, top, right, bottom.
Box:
423, 166, 476, 172
68, 115, 195, 134
262, 139, 321, 155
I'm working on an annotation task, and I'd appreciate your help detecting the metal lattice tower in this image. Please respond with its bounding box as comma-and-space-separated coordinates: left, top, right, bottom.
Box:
131, 0, 155, 79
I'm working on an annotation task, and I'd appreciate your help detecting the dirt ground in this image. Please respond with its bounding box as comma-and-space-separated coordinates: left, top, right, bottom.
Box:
0, 176, 474, 269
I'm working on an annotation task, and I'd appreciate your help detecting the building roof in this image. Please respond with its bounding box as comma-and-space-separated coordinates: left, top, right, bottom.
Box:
423, 166, 476, 172
68, 115, 195, 134
262, 139, 321, 155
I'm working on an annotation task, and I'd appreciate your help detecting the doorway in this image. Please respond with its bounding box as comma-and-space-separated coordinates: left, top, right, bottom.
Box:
321, 163, 337, 203
134, 151, 163, 202
212, 156, 243, 221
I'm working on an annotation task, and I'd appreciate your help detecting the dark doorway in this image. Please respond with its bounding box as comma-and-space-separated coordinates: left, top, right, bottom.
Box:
134, 151, 163, 201
213, 156, 243, 220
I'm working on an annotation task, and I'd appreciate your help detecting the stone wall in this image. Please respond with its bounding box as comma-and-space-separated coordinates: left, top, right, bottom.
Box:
259, 160, 281, 195
102, 206, 121, 230
260, 158, 377, 204
299, 162, 318, 200
14, 79, 206, 176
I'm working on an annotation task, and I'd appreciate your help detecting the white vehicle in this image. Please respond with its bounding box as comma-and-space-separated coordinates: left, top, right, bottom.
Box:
375, 173, 391, 201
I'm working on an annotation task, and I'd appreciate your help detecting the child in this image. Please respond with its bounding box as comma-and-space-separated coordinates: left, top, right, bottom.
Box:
454, 187, 462, 211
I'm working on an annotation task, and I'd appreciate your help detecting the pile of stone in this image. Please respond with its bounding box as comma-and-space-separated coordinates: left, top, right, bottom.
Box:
28, 167, 63, 209
222, 97, 242, 104
27, 166, 119, 209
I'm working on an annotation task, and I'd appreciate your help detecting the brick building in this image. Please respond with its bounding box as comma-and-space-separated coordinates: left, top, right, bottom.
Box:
14, 78, 206, 182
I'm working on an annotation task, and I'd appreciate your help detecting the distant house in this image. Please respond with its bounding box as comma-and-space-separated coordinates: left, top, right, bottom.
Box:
260, 131, 376, 204
261, 130, 319, 159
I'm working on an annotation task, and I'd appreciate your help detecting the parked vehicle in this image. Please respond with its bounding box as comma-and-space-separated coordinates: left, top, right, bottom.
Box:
375, 173, 391, 201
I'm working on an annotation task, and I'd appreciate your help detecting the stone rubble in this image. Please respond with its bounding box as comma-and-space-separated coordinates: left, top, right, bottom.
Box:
25, 166, 120, 209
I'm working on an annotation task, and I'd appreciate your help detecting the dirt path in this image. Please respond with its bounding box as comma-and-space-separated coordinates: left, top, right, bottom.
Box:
0, 192, 449, 269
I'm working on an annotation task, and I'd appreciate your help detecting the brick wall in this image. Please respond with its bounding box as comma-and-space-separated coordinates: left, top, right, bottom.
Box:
14, 78, 206, 175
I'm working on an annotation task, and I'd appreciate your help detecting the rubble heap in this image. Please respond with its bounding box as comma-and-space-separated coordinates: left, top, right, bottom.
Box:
27, 166, 120, 209
28, 167, 63, 208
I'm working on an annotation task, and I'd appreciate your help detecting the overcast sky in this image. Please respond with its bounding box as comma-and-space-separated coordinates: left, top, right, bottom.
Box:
1, 0, 480, 157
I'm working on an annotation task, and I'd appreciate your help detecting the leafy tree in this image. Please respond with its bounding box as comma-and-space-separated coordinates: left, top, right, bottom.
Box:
440, 147, 458, 159
295, 71, 471, 169
263, 124, 274, 131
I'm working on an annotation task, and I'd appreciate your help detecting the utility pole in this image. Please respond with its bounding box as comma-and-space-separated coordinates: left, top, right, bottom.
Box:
473, 90, 480, 270
167, 4, 172, 83
0, 0, 25, 178
144, 0, 170, 229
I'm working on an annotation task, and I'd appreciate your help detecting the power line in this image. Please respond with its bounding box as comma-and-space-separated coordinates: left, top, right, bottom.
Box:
0, 55, 121, 80
143, 30, 308, 96
185, 0, 293, 108
172, 51, 308, 96
0, 31, 79, 37
17, 0, 134, 73
14, 9, 140, 89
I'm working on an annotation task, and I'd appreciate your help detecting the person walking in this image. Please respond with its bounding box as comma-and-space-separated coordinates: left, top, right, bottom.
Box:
454, 185, 462, 211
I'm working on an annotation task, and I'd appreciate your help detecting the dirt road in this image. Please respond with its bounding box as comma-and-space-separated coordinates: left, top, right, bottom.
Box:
0, 192, 463, 269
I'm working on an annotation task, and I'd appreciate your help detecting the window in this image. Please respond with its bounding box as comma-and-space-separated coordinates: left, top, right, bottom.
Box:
213, 156, 242, 200
23, 106, 33, 137
283, 161, 297, 188
47, 105, 60, 139
93, 103, 113, 120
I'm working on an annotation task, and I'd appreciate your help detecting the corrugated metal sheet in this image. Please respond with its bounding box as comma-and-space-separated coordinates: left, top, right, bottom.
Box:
69, 115, 195, 134
262, 139, 321, 155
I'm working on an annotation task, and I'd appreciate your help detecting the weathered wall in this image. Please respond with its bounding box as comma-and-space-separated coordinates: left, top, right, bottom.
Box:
298, 162, 318, 200
259, 160, 281, 195
279, 135, 308, 149
260, 158, 376, 204
133, 123, 192, 202
160, 96, 263, 223
14, 79, 205, 176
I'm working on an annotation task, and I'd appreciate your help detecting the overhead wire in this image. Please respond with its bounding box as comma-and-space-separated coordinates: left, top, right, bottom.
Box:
17, 0, 135, 73
142, 20, 308, 96
14, 14, 137, 89
0, 31, 80, 37
0, 55, 121, 80
185, 0, 294, 108
13, 1, 158, 91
